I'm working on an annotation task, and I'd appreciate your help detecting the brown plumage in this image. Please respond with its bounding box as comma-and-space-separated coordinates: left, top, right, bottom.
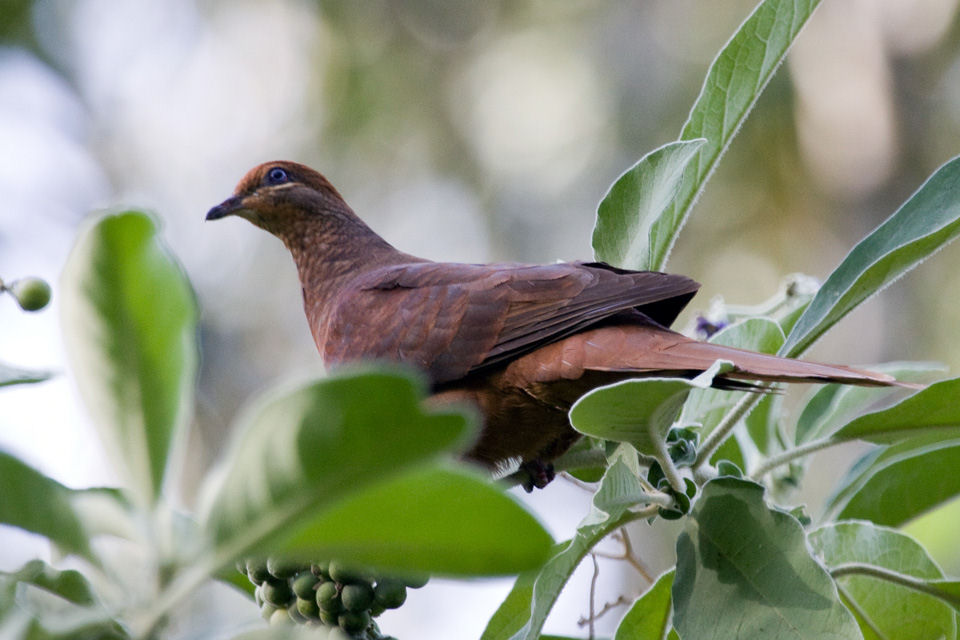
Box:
207, 161, 901, 487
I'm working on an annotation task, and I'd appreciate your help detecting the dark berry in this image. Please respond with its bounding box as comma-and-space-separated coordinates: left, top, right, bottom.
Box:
338, 610, 371, 634
341, 582, 374, 612
292, 571, 319, 599
261, 579, 294, 607
374, 579, 407, 609
316, 581, 342, 613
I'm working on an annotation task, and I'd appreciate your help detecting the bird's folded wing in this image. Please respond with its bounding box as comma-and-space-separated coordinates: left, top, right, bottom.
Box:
322, 261, 700, 383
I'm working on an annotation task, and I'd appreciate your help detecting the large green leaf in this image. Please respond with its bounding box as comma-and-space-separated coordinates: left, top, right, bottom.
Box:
647, 0, 823, 270
60, 211, 198, 504
672, 478, 860, 640
828, 437, 960, 527
0, 560, 96, 608
278, 465, 552, 575
570, 365, 733, 456
481, 457, 652, 640
199, 369, 473, 564
794, 362, 941, 444
592, 140, 705, 270
810, 522, 955, 640
0, 362, 51, 388
832, 376, 960, 444
782, 155, 960, 357
614, 569, 674, 640
0, 452, 91, 559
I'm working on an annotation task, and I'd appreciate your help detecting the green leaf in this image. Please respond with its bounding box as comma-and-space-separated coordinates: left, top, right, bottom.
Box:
828, 436, 960, 527
592, 139, 706, 270
680, 318, 784, 437
810, 521, 955, 640
614, 569, 674, 640
199, 368, 473, 567
672, 478, 860, 640
650, 0, 823, 271
782, 155, 960, 357
0, 451, 92, 559
481, 459, 650, 640
794, 362, 942, 444
832, 376, 960, 444
60, 211, 198, 504
1, 560, 96, 607
570, 376, 707, 456
278, 465, 553, 575
0, 362, 52, 388
745, 392, 781, 456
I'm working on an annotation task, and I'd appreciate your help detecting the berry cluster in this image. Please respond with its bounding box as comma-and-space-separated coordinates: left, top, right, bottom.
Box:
241, 557, 427, 639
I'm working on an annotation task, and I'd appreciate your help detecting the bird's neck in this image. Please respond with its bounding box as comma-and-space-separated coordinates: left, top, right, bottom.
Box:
279, 215, 419, 350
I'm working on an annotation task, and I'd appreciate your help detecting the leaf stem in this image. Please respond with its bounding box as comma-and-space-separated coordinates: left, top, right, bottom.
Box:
649, 428, 686, 494
694, 391, 765, 470
749, 436, 840, 480
831, 563, 960, 609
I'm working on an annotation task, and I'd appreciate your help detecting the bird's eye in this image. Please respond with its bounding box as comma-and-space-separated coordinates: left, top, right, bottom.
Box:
265, 167, 289, 185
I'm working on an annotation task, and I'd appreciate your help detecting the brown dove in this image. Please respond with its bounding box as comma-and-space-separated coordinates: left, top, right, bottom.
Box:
207, 161, 900, 488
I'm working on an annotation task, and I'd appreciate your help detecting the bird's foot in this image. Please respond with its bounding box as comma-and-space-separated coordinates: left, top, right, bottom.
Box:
520, 460, 556, 492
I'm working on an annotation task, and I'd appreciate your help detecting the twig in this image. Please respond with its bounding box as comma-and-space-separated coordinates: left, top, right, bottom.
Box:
577, 595, 631, 628
749, 436, 840, 480
588, 553, 599, 640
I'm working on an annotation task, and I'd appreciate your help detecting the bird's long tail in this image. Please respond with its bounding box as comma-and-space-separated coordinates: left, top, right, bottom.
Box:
517, 323, 915, 388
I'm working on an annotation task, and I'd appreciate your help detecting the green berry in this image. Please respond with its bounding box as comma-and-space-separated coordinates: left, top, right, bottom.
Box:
296, 596, 320, 619
328, 561, 363, 585
318, 609, 339, 626
268, 607, 291, 626
338, 610, 371, 634
261, 579, 294, 607
341, 583, 374, 612
402, 572, 429, 589
246, 559, 270, 585
7, 278, 51, 312
316, 580, 342, 613
292, 571, 319, 599
311, 561, 331, 581
267, 556, 301, 579
374, 579, 407, 609
369, 602, 386, 617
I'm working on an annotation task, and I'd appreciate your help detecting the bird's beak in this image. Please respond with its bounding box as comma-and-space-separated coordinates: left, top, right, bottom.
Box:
206, 195, 245, 221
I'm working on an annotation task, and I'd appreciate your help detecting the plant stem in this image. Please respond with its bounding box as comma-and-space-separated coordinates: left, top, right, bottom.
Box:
694, 390, 765, 470
831, 563, 960, 609
749, 436, 840, 480
649, 430, 686, 494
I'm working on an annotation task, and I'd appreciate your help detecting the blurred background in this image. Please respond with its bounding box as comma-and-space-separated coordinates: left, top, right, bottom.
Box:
2, 0, 960, 637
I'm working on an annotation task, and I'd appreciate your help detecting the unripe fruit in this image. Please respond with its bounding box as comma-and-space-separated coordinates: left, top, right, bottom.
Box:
296, 596, 320, 619
338, 610, 371, 634
267, 556, 301, 579
328, 561, 363, 585
402, 573, 429, 589
260, 603, 278, 621
374, 579, 407, 609
246, 559, 270, 585
7, 278, 51, 312
292, 571, 319, 599
341, 582, 374, 612
261, 579, 294, 607
318, 609, 339, 626
316, 581, 342, 613
268, 607, 291, 626
311, 561, 331, 581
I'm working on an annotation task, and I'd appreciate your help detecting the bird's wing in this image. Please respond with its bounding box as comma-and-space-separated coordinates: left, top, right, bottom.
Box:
321, 261, 700, 384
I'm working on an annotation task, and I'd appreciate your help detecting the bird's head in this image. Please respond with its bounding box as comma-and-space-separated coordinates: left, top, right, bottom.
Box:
206, 161, 353, 239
